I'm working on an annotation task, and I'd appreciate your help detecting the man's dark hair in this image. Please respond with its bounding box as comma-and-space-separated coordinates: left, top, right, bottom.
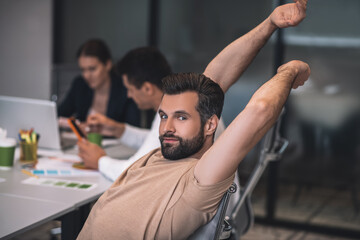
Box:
76, 39, 112, 65
116, 47, 172, 90
162, 73, 224, 126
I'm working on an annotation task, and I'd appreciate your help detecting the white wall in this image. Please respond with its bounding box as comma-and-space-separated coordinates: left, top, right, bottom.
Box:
0, 0, 52, 100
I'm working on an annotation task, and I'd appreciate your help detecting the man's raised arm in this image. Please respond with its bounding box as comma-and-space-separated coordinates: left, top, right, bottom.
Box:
195, 60, 310, 185
203, 0, 307, 93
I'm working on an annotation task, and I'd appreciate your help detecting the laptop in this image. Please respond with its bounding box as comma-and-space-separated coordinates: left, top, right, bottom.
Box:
0, 95, 75, 150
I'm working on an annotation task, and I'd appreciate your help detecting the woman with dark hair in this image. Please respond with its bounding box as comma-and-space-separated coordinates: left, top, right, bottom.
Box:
58, 39, 141, 127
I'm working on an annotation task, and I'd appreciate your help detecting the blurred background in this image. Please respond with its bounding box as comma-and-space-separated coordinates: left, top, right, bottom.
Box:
0, 0, 359, 238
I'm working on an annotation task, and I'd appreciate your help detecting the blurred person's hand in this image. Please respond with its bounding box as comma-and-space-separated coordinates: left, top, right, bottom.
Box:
77, 139, 106, 169
58, 117, 70, 128
59, 117, 87, 137
87, 113, 125, 138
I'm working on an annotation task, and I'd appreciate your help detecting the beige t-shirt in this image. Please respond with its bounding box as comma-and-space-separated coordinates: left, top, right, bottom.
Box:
77, 148, 234, 240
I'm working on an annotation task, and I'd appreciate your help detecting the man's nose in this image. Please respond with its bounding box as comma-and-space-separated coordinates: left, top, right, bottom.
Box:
163, 119, 175, 133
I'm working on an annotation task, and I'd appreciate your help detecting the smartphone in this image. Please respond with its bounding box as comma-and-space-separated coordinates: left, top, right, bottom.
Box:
67, 117, 86, 141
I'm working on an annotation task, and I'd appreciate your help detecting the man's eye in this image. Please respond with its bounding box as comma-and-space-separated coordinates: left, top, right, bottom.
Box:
160, 114, 167, 119
178, 116, 187, 120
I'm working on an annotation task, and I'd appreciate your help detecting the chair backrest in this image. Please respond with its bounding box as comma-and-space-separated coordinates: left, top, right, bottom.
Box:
228, 194, 254, 239
228, 111, 288, 239
189, 111, 287, 240
188, 183, 237, 240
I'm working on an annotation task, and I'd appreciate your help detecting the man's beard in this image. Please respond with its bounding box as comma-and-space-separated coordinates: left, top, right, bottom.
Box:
159, 128, 205, 160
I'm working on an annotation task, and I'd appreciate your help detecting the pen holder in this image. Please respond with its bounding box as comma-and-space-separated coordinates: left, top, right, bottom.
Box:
20, 141, 38, 163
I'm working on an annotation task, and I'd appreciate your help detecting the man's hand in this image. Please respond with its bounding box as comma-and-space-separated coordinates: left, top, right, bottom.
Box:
87, 113, 125, 138
87, 113, 111, 126
204, 0, 308, 93
277, 60, 310, 89
78, 140, 106, 169
270, 0, 307, 28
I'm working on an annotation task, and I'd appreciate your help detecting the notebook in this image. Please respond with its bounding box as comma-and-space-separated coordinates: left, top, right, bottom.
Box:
0, 95, 75, 150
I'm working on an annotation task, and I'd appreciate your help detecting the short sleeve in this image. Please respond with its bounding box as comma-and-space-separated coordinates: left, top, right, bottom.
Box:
182, 168, 235, 213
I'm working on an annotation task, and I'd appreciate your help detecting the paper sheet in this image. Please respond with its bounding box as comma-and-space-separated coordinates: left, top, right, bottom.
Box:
27, 156, 100, 177
22, 177, 97, 191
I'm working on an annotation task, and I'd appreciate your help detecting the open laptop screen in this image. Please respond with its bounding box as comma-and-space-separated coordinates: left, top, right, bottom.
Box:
0, 95, 62, 150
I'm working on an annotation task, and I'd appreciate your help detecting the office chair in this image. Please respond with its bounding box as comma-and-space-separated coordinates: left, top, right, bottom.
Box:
189, 109, 288, 240
188, 183, 237, 240
228, 110, 288, 239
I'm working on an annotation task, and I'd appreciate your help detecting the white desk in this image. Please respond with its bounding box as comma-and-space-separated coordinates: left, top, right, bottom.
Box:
0, 194, 71, 239
0, 163, 112, 207
0, 143, 137, 240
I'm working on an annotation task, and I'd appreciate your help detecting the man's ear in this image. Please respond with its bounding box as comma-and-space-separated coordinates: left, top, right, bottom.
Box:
204, 115, 219, 137
141, 82, 154, 95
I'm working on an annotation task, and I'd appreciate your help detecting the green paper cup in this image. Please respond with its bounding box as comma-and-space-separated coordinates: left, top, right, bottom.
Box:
87, 132, 102, 147
0, 138, 16, 170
